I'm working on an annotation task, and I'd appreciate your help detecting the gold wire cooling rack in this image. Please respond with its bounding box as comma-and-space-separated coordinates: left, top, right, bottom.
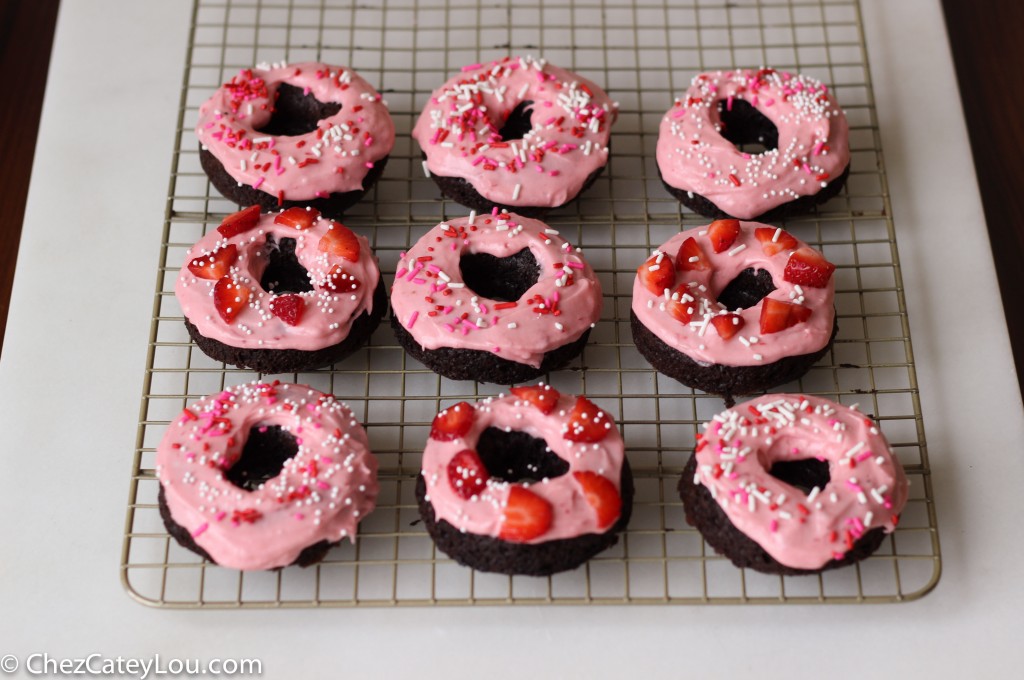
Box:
121, 0, 941, 607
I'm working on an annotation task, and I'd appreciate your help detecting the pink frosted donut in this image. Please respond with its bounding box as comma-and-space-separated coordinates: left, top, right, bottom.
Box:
417, 388, 632, 575
631, 219, 837, 400
175, 205, 383, 373
657, 68, 850, 221
681, 394, 908, 573
156, 382, 380, 571
412, 55, 617, 215
389, 210, 602, 384
196, 61, 395, 217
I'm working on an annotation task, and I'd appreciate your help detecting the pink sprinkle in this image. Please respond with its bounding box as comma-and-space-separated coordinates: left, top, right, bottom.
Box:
294, 513, 305, 521
493, 346, 501, 353
845, 480, 862, 491
426, 264, 441, 273
275, 167, 285, 176
764, 98, 774, 106
802, 163, 813, 176
856, 451, 873, 462
317, 481, 331, 490
461, 63, 483, 72
565, 261, 584, 269
770, 520, 778, 533
192, 523, 209, 538
443, 323, 455, 333
252, 177, 265, 190
672, 108, 687, 119
407, 311, 419, 328
727, 95, 734, 111
303, 86, 311, 96
215, 511, 226, 522
411, 278, 427, 285
364, 136, 374, 147
548, 170, 560, 177
472, 156, 485, 166
812, 141, 825, 156
395, 267, 408, 279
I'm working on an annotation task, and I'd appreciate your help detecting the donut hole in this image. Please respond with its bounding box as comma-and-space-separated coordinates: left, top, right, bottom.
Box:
260, 235, 314, 294
717, 99, 779, 154
476, 427, 569, 484
225, 425, 299, 491
716, 267, 776, 311
459, 248, 540, 302
497, 100, 535, 142
259, 83, 342, 137
768, 458, 831, 495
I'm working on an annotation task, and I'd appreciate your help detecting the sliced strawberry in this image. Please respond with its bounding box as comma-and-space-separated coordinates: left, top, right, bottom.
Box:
573, 471, 622, 529
499, 486, 553, 542
637, 254, 675, 295
510, 384, 561, 415
666, 284, 694, 324
320, 264, 361, 293
677, 237, 711, 271
429, 401, 475, 441
269, 294, 304, 326
707, 219, 741, 253
213, 276, 252, 323
759, 298, 812, 334
754, 227, 799, 256
711, 313, 745, 340
187, 244, 238, 280
783, 247, 836, 288
318, 221, 360, 261
216, 205, 261, 238
447, 449, 490, 499
564, 396, 612, 443
274, 206, 320, 231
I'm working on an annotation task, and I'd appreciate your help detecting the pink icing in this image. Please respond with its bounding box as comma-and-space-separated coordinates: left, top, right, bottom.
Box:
690, 394, 908, 570
389, 212, 602, 368
656, 68, 850, 220
176, 209, 380, 351
631, 222, 834, 367
195, 62, 395, 201
412, 56, 617, 208
422, 392, 625, 542
156, 382, 379, 570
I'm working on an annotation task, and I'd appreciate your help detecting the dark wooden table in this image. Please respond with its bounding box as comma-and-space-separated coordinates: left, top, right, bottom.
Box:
2, 0, 1022, 395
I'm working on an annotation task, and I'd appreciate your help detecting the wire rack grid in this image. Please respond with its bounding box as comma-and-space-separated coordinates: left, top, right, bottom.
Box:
122, 0, 940, 607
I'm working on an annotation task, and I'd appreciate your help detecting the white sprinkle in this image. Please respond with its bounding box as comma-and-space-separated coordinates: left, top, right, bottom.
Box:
446, 282, 466, 288
728, 244, 747, 256
507, 322, 517, 329
513, 183, 522, 201
864, 511, 874, 526
772, 227, 782, 243
437, 271, 451, 282
807, 486, 821, 503
752, 353, 763, 361
422, 161, 431, 177
467, 210, 476, 226
688, 256, 700, 263
555, 322, 564, 331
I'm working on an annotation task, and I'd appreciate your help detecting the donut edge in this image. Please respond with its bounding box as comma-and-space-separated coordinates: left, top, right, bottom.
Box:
415, 458, 635, 576
391, 314, 592, 384
677, 453, 888, 575
630, 309, 838, 406
184, 278, 387, 373
199, 145, 389, 220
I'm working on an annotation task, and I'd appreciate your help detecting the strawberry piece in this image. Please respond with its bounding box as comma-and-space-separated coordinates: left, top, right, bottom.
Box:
783, 247, 836, 288
510, 384, 561, 415
274, 206, 320, 231
666, 284, 694, 324
213, 276, 252, 323
216, 205, 261, 238
564, 396, 611, 443
637, 254, 675, 295
187, 244, 238, 280
754, 227, 799, 256
711, 313, 745, 340
677, 237, 711, 271
707, 219, 741, 253
759, 298, 812, 334
318, 221, 360, 261
573, 471, 622, 529
269, 294, 304, 326
321, 264, 361, 293
447, 449, 490, 499
499, 486, 553, 542
429, 401, 475, 441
